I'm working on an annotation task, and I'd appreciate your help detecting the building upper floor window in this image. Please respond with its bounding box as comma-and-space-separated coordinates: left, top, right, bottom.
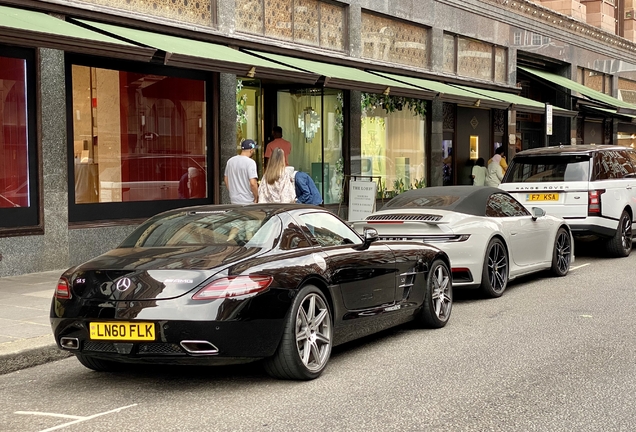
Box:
235, 0, 345, 51
361, 11, 429, 69
577, 67, 612, 95
444, 33, 507, 84
0, 46, 39, 232
69, 0, 214, 27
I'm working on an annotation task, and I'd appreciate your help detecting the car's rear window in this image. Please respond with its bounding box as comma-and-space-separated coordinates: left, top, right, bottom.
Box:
504, 155, 590, 183
384, 194, 460, 209
120, 209, 281, 248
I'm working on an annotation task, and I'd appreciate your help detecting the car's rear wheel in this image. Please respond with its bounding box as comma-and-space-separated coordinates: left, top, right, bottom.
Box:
480, 238, 508, 298
551, 227, 571, 277
75, 353, 121, 372
605, 211, 633, 258
264, 285, 332, 380
416, 259, 452, 328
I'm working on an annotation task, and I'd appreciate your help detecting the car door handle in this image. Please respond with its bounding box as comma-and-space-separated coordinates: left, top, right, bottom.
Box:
511, 231, 518, 235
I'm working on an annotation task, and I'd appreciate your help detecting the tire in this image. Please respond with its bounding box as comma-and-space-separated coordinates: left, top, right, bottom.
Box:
480, 238, 508, 298
416, 259, 452, 328
264, 285, 332, 380
75, 353, 121, 372
551, 227, 571, 277
605, 211, 633, 258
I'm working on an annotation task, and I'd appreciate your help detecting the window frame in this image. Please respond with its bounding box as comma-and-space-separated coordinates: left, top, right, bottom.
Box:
0, 45, 40, 235
65, 54, 215, 224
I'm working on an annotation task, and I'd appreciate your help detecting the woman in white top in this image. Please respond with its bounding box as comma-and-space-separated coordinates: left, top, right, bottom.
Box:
258, 147, 296, 203
485, 153, 504, 187
471, 158, 487, 186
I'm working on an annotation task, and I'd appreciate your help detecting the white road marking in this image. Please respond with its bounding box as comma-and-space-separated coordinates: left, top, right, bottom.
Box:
15, 403, 138, 432
570, 263, 591, 271
15, 412, 83, 420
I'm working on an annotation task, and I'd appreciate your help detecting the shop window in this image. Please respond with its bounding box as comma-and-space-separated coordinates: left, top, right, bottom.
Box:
0, 48, 38, 230
360, 93, 427, 197
276, 88, 343, 204
235, 0, 345, 51
69, 59, 208, 222
361, 11, 429, 68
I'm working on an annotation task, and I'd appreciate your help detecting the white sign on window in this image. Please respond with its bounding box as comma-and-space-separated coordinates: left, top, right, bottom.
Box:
348, 180, 377, 221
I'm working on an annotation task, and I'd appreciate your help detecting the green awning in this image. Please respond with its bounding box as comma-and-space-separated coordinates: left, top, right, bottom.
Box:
582, 105, 636, 121
75, 20, 317, 83
520, 66, 636, 115
452, 85, 577, 117
370, 71, 509, 108
0, 5, 154, 61
244, 50, 435, 98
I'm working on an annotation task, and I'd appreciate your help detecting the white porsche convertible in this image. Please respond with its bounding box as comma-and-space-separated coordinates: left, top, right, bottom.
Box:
351, 186, 573, 298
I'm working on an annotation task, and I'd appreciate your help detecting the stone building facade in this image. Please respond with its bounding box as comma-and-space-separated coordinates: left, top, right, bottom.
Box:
1, 0, 635, 276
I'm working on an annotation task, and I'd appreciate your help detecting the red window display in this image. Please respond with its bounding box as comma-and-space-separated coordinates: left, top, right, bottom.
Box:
71, 66, 207, 204
0, 56, 29, 209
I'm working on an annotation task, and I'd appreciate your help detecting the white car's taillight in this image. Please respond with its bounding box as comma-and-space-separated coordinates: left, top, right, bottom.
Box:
192, 275, 273, 300
588, 190, 605, 216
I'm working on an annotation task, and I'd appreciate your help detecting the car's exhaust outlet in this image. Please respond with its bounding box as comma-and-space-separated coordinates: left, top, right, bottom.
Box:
60, 337, 80, 350
180, 340, 219, 355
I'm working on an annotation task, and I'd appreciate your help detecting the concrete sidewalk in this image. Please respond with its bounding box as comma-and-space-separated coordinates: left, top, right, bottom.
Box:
0, 269, 72, 374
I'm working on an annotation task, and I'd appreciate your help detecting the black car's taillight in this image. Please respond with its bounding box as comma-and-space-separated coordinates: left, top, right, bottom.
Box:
55, 278, 71, 299
588, 190, 605, 216
192, 275, 273, 300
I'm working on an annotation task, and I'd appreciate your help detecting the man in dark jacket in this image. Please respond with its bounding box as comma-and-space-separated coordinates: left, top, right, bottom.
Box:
294, 171, 322, 205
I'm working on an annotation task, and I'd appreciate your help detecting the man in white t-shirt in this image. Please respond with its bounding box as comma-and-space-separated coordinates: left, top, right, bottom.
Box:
224, 139, 259, 205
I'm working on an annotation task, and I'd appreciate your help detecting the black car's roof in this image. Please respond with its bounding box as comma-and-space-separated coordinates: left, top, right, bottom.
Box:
514, 144, 631, 157
383, 186, 507, 217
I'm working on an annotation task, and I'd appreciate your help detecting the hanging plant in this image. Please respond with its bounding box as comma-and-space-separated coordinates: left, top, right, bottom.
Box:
236, 80, 248, 130
334, 92, 344, 137
361, 92, 427, 120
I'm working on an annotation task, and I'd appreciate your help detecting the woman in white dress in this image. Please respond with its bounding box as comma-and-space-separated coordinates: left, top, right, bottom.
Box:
258, 147, 296, 203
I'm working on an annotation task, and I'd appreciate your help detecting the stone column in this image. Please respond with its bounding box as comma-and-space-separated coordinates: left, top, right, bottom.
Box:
219, 73, 238, 204
39, 48, 70, 269
429, 98, 444, 187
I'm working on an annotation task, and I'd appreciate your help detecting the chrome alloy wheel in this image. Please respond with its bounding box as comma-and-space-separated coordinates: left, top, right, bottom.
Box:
621, 216, 633, 251
555, 230, 571, 274
295, 293, 332, 372
431, 263, 452, 321
487, 242, 508, 294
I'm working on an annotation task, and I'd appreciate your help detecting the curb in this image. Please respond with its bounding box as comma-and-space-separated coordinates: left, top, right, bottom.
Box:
0, 336, 72, 375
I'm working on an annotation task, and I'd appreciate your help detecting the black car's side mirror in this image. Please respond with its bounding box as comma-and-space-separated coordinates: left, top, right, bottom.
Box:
532, 207, 546, 221
355, 227, 379, 250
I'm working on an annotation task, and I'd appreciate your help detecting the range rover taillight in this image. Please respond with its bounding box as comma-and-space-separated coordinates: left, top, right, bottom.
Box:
588, 190, 605, 215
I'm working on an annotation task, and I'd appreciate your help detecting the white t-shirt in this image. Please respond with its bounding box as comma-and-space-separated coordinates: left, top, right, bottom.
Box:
224, 155, 258, 205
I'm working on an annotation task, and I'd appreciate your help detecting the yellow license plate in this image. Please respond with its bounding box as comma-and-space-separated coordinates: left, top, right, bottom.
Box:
527, 193, 559, 201
89, 322, 155, 341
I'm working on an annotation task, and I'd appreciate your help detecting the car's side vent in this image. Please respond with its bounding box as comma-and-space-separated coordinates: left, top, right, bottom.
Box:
366, 214, 442, 222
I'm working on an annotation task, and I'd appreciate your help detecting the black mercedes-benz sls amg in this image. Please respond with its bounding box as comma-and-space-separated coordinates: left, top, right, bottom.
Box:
51, 204, 452, 380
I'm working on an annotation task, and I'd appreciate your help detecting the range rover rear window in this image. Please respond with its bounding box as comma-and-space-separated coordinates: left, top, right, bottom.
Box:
504, 155, 590, 183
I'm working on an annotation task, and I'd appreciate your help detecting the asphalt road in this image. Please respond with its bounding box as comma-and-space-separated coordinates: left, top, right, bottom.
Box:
1, 248, 635, 432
